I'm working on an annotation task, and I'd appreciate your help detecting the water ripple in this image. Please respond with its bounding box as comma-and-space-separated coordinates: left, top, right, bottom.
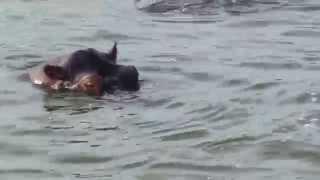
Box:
166, 102, 185, 109
258, 140, 320, 164
196, 135, 259, 150
239, 62, 302, 70
297, 110, 320, 128
69, 29, 150, 42
220, 78, 250, 87
10, 128, 52, 136
0, 168, 61, 177
149, 53, 192, 62
159, 129, 209, 141
140, 97, 173, 107
243, 82, 281, 91
149, 162, 272, 172
183, 72, 220, 82
0, 141, 47, 156
121, 159, 153, 169
4, 54, 42, 60
282, 30, 320, 38
136, 0, 286, 15
208, 108, 250, 127
152, 18, 222, 24
279, 92, 320, 105
53, 154, 113, 164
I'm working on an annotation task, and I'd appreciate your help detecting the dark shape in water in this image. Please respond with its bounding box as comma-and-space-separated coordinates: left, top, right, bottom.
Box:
28, 43, 140, 96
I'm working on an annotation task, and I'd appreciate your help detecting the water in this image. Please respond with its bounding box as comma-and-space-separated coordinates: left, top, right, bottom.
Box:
1, 0, 320, 179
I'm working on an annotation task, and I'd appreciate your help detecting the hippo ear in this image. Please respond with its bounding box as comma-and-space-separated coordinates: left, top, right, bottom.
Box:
44, 65, 67, 80
107, 42, 117, 63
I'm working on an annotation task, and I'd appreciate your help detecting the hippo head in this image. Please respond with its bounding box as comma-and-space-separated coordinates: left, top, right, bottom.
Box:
43, 43, 140, 96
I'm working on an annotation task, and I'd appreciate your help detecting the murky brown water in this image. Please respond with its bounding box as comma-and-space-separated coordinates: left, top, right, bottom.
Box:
1, 0, 320, 179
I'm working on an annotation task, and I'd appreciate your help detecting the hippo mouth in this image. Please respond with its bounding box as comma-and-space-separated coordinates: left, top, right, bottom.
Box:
69, 73, 104, 96
44, 66, 140, 96
69, 64, 140, 95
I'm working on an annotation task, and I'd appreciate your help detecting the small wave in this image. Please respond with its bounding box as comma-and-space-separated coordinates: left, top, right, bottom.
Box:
53, 154, 113, 164
282, 30, 320, 38
243, 82, 281, 91
239, 62, 302, 70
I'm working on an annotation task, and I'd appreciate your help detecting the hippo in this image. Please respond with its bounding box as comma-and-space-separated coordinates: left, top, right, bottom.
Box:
28, 43, 139, 96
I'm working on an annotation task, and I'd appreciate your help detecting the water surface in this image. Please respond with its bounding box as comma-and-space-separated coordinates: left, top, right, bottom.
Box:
1, 0, 320, 179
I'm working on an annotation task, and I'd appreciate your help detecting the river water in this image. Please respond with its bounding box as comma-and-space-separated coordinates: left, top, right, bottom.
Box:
1, 0, 320, 179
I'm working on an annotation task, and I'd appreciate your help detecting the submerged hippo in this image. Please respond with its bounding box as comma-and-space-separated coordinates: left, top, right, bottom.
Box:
28, 43, 139, 96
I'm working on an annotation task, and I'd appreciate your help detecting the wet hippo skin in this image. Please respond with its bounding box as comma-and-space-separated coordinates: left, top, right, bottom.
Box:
28, 43, 140, 96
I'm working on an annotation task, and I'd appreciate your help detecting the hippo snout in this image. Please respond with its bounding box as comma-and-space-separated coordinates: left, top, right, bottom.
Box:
103, 65, 140, 92
118, 65, 140, 91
